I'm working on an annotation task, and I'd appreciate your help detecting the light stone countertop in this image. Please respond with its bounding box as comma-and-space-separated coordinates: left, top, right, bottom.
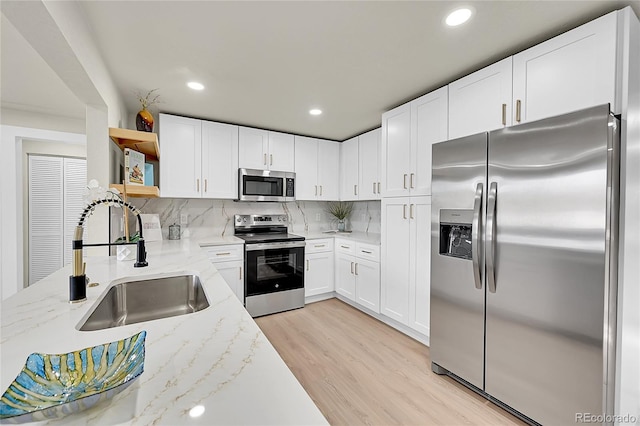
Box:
300, 231, 381, 245
196, 235, 245, 247
0, 239, 327, 425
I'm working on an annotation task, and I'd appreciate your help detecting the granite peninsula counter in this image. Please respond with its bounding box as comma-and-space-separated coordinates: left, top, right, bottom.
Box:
0, 239, 327, 425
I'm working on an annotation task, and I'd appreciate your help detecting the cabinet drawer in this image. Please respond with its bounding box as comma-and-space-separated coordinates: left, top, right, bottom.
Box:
306, 238, 334, 254
356, 243, 380, 262
204, 244, 244, 262
335, 239, 356, 255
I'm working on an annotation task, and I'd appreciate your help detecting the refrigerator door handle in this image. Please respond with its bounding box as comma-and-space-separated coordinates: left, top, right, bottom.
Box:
486, 182, 498, 293
472, 182, 483, 290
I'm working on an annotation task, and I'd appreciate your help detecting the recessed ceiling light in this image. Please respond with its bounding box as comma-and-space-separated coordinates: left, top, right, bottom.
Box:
445, 8, 472, 27
187, 81, 204, 90
309, 109, 322, 116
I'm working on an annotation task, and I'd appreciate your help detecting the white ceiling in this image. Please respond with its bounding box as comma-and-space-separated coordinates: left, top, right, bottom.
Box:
3, 1, 639, 141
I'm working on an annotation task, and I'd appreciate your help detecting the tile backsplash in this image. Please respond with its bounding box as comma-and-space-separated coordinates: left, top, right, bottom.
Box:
113, 199, 380, 241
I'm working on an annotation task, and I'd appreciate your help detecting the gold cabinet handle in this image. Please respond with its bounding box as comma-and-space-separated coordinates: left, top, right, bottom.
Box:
351, 262, 354, 274
270, 154, 273, 166
403, 174, 408, 189
197, 178, 200, 192
315, 185, 318, 196
264, 153, 267, 165
516, 99, 521, 123
355, 263, 358, 276
403, 204, 407, 219
354, 184, 357, 196
314, 244, 326, 248
378, 182, 381, 194
410, 204, 414, 219
239, 267, 242, 280
307, 259, 310, 271
320, 185, 323, 196
410, 173, 415, 189
362, 250, 372, 254
204, 179, 208, 193
502, 103, 507, 126
216, 252, 231, 256
373, 182, 376, 194
340, 245, 350, 249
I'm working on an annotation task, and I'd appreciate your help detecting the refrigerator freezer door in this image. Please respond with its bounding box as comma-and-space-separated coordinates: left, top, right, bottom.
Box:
431, 133, 487, 389
485, 104, 615, 424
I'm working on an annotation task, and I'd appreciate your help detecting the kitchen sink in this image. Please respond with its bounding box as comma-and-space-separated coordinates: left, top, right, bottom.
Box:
77, 273, 209, 331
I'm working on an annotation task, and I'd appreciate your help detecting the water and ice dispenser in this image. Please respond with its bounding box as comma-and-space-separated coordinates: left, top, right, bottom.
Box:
439, 209, 473, 260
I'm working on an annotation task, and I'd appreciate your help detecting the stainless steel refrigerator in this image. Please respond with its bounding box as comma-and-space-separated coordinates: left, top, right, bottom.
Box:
430, 104, 619, 425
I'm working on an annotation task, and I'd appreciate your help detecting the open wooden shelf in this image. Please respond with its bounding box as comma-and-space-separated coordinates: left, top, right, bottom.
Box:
109, 127, 160, 161
109, 184, 159, 198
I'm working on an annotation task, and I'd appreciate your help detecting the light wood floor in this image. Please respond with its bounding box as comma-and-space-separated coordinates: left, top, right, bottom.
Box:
256, 298, 527, 426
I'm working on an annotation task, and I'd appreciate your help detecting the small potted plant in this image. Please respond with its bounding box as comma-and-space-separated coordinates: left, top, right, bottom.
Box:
134, 88, 161, 132
327, 201, 353, 232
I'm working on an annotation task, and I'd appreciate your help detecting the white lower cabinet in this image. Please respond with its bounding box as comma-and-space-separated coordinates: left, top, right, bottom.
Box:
204, 244, 244, 302
381, 196, 430, 335
335, 239, 381, 313
305, 238, 334, 297
354, 258, 380, 313
215, 260, 244, 302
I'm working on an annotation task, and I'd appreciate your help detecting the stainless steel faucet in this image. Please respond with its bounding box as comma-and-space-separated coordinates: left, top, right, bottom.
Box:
70, 197, 148, 302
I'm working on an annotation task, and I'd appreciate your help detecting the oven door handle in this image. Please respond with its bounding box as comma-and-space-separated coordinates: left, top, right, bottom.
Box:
245, 241, 306, 251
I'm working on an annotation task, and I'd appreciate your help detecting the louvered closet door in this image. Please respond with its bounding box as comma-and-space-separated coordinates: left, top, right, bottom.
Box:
29, 156, 64, 284
63, 158, 87, 266
29, 155, 87, 285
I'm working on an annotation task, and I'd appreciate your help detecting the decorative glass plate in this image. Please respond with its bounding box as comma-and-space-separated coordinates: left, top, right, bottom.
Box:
0, 330, 146, 423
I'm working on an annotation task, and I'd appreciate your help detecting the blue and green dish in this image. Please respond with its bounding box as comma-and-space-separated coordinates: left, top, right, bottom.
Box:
0, 331, 146, 423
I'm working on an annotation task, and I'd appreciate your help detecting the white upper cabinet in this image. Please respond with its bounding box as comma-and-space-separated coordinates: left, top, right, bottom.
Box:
512, 11, 619, 123
268, 131, 295, 172
358, 128, 381, 200
239, 127, 294, 172
159, 114, 202, 198
412, 87, 448, 195
160, 114, 238, 199
317, 140, 340, 200
294, 136, 318, 200
382, 87, 447, 197
448, 57, 513, 140
238, 127, 267, 170
201, 121, 239, 199
295, 136, 339, 200
381, 103, 411, 197
340, 129, 381, 201
340, 136, 359, 201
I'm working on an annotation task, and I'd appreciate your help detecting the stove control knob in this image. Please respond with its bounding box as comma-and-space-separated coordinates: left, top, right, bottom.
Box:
279, 216, 285, 222
243, 217, 247, 223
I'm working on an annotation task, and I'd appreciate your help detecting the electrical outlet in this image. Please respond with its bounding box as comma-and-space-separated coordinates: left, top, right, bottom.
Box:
316, 213, 321, 222
180, 213, 188, 224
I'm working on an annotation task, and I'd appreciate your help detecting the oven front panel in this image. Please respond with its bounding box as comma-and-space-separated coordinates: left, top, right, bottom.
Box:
245, 246, 304, 296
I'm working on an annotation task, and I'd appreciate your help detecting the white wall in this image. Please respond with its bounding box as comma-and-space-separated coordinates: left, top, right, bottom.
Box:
0, 125, 86, 300
615, 7, 640, 424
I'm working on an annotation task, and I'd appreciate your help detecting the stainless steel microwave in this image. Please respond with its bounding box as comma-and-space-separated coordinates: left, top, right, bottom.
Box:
238, 169, 295, 202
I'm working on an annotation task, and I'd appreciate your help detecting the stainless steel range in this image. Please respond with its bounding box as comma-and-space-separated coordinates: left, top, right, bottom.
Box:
234, 214, 305, 317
